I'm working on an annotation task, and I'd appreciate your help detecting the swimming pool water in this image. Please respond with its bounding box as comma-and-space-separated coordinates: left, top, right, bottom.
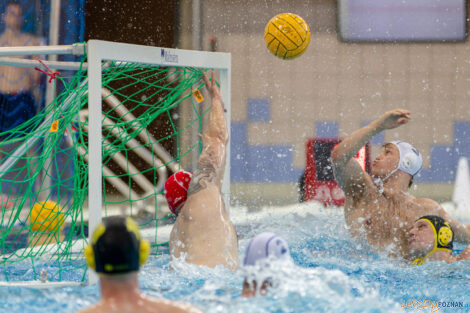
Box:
1, 202, 470, 313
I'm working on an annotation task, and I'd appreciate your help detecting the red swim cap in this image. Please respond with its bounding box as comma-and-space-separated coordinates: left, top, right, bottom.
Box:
164, 171, 192, 214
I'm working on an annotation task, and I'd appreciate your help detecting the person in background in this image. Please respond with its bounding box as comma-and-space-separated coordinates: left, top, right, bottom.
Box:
0, 1, 42, 133
0, 1, 43, 206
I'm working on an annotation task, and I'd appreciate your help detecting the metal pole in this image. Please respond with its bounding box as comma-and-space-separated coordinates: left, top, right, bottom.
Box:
0, 57, 86, 70
46, 0, 61, 118
191, 0, 202, 172
87, 42, 102, 285
41, 0, 61, 201
192, 0, 202, 51
220, 67, 231, 215
0, 45, 81, 56
48, 0, 60, 48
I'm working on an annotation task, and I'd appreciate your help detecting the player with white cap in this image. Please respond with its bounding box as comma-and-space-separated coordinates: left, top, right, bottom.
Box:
241, 232, 291, 298
331, 109, 470, 260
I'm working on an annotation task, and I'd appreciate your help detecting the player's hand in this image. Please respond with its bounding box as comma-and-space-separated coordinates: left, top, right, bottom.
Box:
202, 72, 221, 100
376, 109, 410, 130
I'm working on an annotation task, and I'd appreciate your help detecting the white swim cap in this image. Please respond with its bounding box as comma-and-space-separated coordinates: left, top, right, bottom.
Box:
243, 232, 290, 266
389, 141, 423, 177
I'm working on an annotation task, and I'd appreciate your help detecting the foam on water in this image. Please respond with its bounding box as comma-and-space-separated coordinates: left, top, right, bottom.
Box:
2, 201, 470, 312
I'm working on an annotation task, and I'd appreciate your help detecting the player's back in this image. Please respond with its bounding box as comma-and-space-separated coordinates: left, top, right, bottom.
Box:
169, 184, 238, 270
76, 296, 203, 313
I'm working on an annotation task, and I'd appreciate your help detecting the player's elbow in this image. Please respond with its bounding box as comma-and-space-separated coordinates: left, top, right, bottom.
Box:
206, 125, 228, 143
211, 130, 229, 145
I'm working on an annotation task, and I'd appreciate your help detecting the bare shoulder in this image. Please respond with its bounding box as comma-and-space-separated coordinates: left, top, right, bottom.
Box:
147, 298, 203, 313
73, 304, 102, 313
411, 197, 444, 217
414, 198, 441, 210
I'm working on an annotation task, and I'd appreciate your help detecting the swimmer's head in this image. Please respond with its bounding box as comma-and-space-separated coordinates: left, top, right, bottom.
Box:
390, 141, 423, 177
164, 171, 192, 215
28, 201, 66, 233
372, 141, 422, 186
244, 232, 290, 266
84, 216, 150, 275
242, 232, 290, 298
3, 2, 23, 30
409, 215, 453, 264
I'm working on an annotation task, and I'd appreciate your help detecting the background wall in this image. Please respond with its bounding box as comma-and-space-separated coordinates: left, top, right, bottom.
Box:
179, 0, 470, 206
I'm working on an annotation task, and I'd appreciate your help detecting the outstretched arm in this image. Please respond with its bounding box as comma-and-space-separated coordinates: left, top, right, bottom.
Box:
331, 109, 410, 198
456, 245, 470, 261
187, 72, 228, 196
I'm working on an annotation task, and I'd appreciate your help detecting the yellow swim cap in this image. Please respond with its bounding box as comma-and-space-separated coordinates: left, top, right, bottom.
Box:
28, 201, 66, 233
412, 215, 454, 266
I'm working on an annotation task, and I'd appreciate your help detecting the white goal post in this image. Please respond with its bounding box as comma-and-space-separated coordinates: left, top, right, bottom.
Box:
0, 40, 232, 286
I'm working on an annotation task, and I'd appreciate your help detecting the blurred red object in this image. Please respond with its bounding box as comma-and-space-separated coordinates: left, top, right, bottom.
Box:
0, 194, 14, 209
302, 138, 370, 206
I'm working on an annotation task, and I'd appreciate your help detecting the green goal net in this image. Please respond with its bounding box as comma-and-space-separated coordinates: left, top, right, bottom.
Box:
0, 47, 211, 283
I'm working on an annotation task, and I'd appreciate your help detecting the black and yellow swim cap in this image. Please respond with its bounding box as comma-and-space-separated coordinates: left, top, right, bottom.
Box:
417, 215, 453, 251
84, 216, 150, 275
412, 215, 453, 265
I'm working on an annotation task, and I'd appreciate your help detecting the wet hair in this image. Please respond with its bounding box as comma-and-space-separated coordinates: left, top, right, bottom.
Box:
408, 176, 413, 188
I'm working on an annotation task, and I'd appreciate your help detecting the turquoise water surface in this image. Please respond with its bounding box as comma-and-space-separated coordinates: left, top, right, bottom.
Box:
1, 203, 470, 313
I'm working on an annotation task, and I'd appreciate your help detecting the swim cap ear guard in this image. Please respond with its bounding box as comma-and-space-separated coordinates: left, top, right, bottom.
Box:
412, 215, 454, 266
84, 216, 150, 274
437, 222, 453, 247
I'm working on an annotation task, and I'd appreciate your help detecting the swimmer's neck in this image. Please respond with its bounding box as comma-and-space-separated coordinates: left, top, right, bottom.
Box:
99, 272, 143, 303
374, 172, 410, 195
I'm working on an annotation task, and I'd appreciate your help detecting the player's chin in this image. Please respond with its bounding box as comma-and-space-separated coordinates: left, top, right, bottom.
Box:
408, 245, 421, 257
409, 241, 425, 254
408, 239, 417, 249
370, 167, 383, 177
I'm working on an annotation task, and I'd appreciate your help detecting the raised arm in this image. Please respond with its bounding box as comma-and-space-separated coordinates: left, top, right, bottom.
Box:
331, 109, 410, 197
187, 72, 228, 196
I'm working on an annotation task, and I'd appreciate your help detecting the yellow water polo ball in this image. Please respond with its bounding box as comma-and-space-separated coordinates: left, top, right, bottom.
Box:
264, 13, 311, 60
28, 201, 66, 233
